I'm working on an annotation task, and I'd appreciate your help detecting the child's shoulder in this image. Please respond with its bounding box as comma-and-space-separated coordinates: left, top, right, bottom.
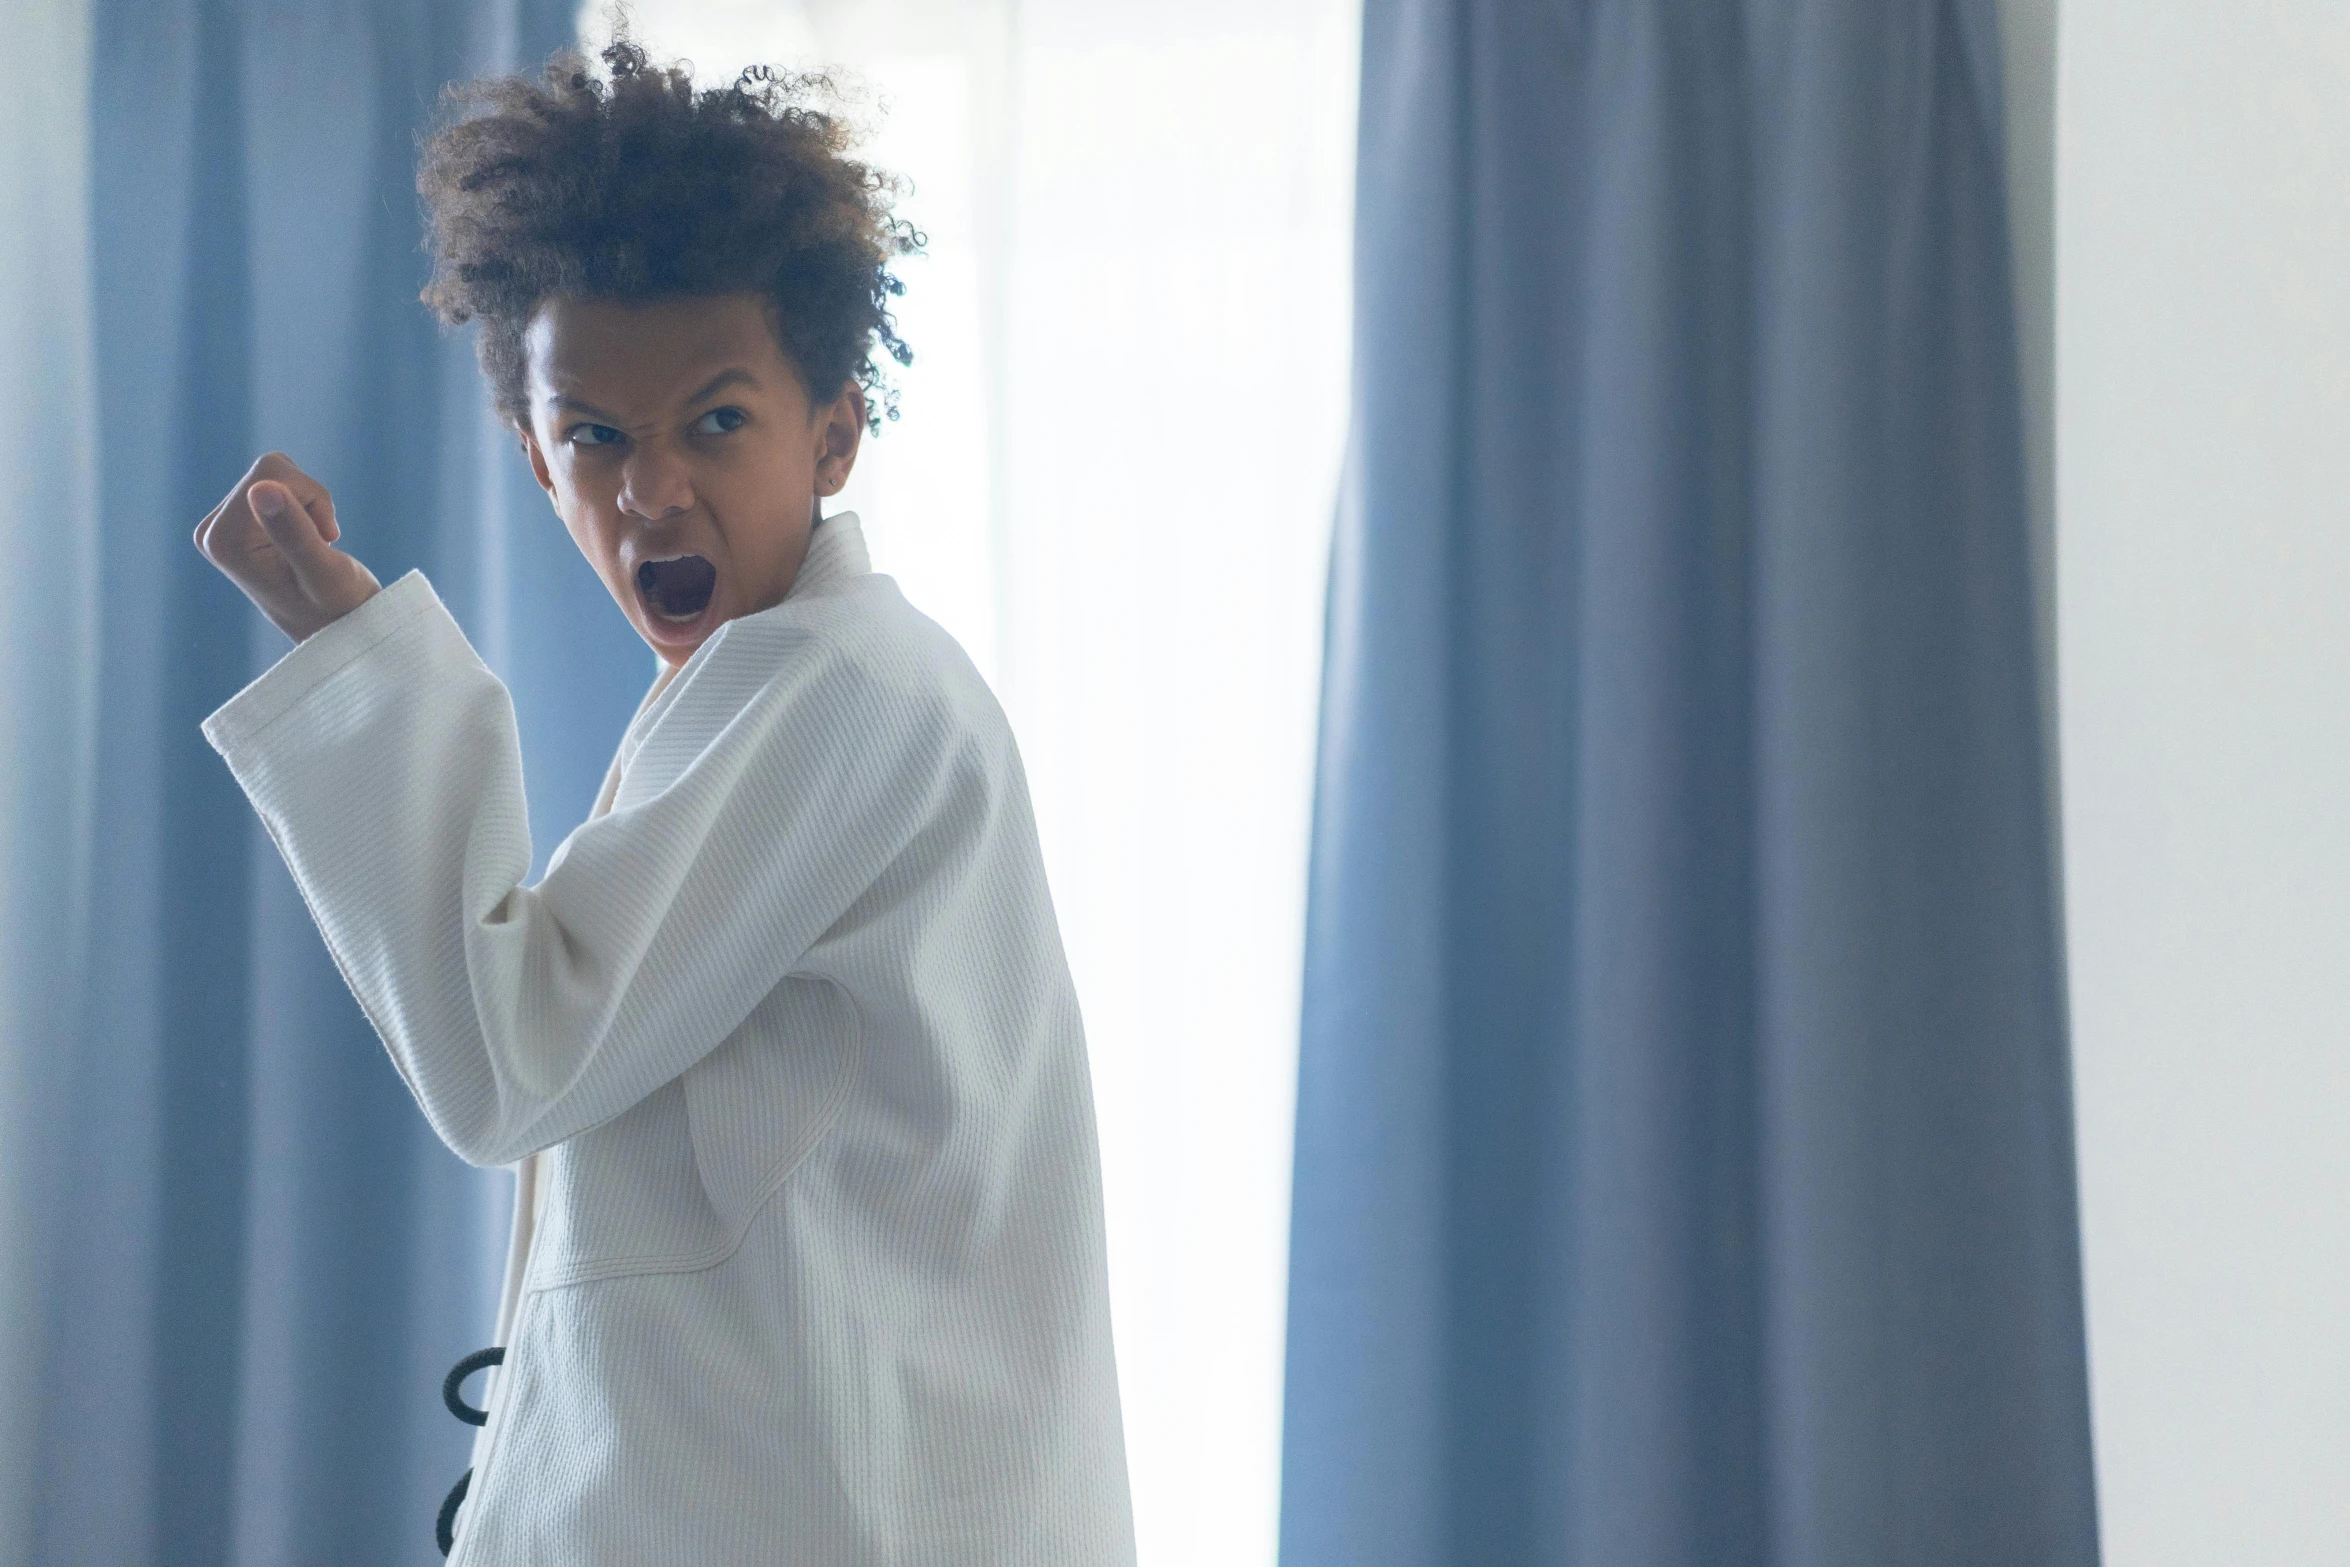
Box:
705, 569, 1009, 755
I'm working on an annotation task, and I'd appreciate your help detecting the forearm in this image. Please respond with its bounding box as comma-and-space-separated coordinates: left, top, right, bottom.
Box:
204, 571, 933, 1168
205, 572, 566, 1164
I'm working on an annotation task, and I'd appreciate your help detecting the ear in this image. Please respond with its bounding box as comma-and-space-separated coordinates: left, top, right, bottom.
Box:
812, 385, 866, 499
517, 423, 558, 504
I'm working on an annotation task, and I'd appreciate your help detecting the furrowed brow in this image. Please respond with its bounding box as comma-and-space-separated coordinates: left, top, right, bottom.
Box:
547, 393, 624, 423
683, 369, 758, 406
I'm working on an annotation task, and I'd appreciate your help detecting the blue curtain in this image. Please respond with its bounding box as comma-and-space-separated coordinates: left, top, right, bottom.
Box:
24, 3, 650, 1563
1280, 1, 2098, 1563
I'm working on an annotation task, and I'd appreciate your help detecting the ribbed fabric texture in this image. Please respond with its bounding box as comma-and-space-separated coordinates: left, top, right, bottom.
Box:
203, 517, 1136, 1565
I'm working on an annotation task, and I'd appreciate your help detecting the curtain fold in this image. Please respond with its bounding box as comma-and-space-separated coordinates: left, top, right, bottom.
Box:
18, 2, 626, 1563
0, 4, 101, 1564
1280, 0, 2098, 1562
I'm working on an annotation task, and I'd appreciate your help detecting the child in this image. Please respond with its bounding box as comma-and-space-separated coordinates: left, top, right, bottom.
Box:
193, 41, 1133, 1565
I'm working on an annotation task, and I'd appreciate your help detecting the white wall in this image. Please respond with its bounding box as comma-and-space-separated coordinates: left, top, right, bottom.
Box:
2055, 3, 2350, 1561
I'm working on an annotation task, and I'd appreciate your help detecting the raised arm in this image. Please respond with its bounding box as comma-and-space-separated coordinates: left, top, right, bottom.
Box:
203, 570, 968, 1166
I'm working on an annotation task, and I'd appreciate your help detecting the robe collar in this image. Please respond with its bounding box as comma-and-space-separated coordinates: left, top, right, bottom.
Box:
787, 509, 872, 601
612, 508, 874, 771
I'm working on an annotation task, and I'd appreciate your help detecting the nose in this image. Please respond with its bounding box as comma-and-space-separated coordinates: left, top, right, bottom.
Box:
616, 442, 694, 520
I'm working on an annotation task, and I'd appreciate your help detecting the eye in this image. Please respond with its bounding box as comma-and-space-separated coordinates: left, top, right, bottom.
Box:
566, 422, 626, 448
690, 406, 748, 437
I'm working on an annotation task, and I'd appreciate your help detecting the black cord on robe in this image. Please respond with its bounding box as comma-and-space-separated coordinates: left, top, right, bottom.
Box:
436, 1348, 505, 1557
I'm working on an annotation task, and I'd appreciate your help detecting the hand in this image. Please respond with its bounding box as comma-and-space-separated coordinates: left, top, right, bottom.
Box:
194, 452, 382, 641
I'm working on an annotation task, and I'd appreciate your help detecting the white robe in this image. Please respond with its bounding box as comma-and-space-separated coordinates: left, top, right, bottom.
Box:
203, 514, 1135, 1565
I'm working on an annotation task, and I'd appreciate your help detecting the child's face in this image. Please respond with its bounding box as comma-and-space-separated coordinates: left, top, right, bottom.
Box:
518, 291, 864, 668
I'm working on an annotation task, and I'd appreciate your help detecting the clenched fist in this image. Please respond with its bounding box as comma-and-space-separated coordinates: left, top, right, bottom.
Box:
194, 452, 382, 642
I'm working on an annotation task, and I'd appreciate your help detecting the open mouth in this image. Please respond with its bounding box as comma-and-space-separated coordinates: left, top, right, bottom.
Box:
635, 554, 717, 623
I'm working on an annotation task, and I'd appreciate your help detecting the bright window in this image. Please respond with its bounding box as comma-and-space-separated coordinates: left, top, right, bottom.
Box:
596, 5, 1358, 1561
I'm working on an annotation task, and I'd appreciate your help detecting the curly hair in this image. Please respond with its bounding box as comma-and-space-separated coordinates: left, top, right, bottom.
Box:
418, 38, 919, 432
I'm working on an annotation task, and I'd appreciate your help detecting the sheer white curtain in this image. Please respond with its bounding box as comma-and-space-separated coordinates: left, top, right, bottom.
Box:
596, 4, 1357, 1562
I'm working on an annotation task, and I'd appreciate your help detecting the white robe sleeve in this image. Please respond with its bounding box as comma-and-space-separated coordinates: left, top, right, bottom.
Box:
203, 569, 969, 1167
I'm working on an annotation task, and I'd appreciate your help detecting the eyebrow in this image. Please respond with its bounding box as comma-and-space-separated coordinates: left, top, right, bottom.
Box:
683, 368, 759, 405
542, 368, 759, 424
546, 393, 622, 422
